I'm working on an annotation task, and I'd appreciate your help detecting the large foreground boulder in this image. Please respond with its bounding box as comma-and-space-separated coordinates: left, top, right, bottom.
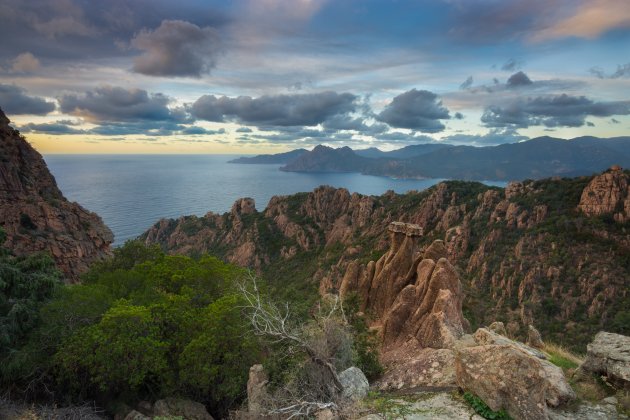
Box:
456, 330, 575, 420
581, 331, 630, 389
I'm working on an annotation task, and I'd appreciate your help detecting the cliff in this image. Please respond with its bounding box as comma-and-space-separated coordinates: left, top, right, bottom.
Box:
0, 108, 113, 281
143, 169, 630, 350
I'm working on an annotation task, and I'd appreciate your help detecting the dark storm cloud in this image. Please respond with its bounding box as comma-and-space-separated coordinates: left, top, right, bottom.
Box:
19, 121, 85, 134
59, 86, 186, 123
131, 20, 221, 78
506, 71, 533, 87
459, 76, 473, 90
589, 63, 630, 79
0, 83, 55, 115
376, 89, 450, 132
481, 94, 630, 128
191, 91, 358, 127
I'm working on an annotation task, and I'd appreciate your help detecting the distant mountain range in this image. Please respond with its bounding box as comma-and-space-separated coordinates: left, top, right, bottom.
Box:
229, 136, 630, 181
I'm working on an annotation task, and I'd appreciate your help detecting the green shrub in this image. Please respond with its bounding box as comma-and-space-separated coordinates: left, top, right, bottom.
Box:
463, 392, 511, 420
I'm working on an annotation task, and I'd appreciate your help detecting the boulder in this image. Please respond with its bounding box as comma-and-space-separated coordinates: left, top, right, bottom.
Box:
581, 331, 630, 388
456, 344, 575, 420
153, 398, 214, 420
247, 364, 269, 414
527, 324, 544, 349
339, 367, 369, 401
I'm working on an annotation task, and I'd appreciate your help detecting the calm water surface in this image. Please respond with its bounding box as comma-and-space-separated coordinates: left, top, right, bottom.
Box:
44, 155, 506, 246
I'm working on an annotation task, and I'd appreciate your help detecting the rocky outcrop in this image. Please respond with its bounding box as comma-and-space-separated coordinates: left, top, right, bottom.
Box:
456, 328, 575, 420
578, 165, 630, 223
581, 331, 630, 389
0, 108, 113, 281
341, 222, 467, 350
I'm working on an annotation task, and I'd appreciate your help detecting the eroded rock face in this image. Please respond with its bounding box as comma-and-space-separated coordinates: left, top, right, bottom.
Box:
581, 331, 630, 388
0, 108, 113, 281
578, 166, 630, 223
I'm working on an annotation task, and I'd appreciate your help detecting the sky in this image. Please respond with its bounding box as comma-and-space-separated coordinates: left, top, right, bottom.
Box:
0, 0, 629, 154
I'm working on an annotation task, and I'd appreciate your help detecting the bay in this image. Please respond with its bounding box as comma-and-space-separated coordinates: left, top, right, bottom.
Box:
44, 155, 506, 246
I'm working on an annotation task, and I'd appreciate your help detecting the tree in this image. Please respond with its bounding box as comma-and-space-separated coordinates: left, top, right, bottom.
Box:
238, 274, 354, 417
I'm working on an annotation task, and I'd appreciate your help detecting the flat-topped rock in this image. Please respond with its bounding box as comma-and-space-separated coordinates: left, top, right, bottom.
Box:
388, 221, 423, 237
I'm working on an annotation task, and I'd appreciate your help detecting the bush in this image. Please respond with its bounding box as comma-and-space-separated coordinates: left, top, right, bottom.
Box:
5, 241, 260, 418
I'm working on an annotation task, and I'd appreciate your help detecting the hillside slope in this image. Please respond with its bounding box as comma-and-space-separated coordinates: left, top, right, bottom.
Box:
143, 167, 630, 351
0, 108, 113, 281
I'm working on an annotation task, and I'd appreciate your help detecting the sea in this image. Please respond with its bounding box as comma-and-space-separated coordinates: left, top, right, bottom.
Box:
44, 155, 507, 246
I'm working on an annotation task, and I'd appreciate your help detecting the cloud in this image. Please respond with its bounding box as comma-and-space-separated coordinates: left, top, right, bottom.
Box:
321, 114, 369, 131
0, 84, 55, 115
19, 120, 85, 134
87, 121, 185, 136
11, 52, 41, 73
501, 58, 523, 72
59, 86, 185, 123
454, 112, 464, 119
530, 0, 630, 42
611, 118, 620, 124
586, 121, 595, 127
506, 71, 533, 87
131, 20, 221, 77
481, 94, 630, 128
235, 127, 252, 133
191, 91, 357, 126
444, 128, 527, 146
459, 76, 473, 90
180, 126, 225, 135
376, 89, 450, 132
589, 63, 630, 79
